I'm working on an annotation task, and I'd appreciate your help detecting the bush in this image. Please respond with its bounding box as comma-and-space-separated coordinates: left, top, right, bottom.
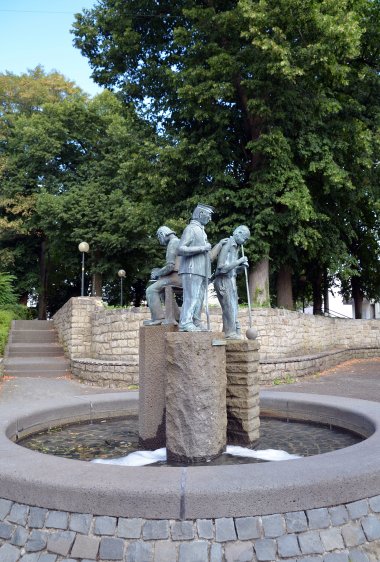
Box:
0, 305, 32, 356
0, 273, 18, 306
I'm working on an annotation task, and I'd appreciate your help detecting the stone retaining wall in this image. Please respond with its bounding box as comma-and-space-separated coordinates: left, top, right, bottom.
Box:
53, 299, 380, 387
1, 496, 380, 561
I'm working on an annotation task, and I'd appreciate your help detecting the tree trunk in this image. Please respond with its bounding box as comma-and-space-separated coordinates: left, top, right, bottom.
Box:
323, 269, 329, 315
249, 258, 270, 307
276, 264, 293, 309
312, 269, 323, 315
92, 272, 102, 297
351, 276, 363, 319
38, 238, 48, 320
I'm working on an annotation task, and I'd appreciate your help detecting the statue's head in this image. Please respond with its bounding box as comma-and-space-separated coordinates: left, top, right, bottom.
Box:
156, 226, 176, 246
233, 225, 250, 245
192, 203, 214, 225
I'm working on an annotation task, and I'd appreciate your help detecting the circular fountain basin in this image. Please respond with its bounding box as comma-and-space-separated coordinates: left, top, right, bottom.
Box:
0, 390, 379, 519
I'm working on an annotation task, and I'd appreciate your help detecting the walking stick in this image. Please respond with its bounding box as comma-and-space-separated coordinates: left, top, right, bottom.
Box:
242, 245, 257, 339
241, 245, 252, 328
205, 249, 210, 331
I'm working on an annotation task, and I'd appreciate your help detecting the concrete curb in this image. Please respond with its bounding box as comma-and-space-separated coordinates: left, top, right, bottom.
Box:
1, 391, 380, 519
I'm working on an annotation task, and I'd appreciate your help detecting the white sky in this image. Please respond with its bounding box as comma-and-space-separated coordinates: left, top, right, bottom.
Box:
0, 0, 102, 96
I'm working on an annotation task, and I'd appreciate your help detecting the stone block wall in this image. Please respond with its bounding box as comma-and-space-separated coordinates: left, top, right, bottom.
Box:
53, 299, 380, 387
1, 495, 380, 561
53, 297, 104, 358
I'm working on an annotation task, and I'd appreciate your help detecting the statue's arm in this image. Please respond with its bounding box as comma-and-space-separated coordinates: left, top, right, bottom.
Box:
177, 227, 210, 256
156, 239, 179, 277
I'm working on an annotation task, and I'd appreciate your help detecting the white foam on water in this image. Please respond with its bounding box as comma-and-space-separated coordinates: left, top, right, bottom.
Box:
92, 448, 167, 466
226, 445, 302, 461
91, 446, 301, 466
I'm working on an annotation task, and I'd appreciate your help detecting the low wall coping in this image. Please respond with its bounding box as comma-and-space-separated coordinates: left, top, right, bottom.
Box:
0, 391, 380, 519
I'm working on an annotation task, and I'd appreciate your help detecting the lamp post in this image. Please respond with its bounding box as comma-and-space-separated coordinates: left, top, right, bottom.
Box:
78, 242, 89, 297
118, 269, 126, 307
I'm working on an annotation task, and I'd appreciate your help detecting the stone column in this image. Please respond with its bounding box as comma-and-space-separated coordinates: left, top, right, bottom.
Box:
226, 339, 260, 445
165, 332, 227, 463
139, 324, 178, 448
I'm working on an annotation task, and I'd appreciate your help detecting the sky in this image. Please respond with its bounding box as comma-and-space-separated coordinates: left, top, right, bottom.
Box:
0, 0, 103, 96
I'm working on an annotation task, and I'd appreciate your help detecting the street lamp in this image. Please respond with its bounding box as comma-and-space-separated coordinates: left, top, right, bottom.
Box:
118, 269, 126, 307
78, 242, 89, 297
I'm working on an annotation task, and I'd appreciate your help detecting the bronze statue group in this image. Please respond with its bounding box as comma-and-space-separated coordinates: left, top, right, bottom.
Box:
144, 204, 250, 340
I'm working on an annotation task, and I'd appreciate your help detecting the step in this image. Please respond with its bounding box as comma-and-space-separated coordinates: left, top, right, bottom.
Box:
13, 320, 54, 330
3, 369, 70, 378
4, 357, 70, 369
11, 331, 58, 343
6, 343, 64, 357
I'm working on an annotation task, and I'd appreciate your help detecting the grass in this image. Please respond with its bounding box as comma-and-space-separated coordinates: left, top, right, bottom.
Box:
273, 374, 296, 385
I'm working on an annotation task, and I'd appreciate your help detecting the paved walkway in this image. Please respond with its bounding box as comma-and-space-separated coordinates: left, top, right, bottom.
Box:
269, 357, 380, 402
1, 357, 380, 408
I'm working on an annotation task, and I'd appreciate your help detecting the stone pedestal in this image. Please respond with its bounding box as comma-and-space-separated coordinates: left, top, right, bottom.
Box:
226, 339, 260, 445
165, 332, 227, 463
139, 325, 178, 448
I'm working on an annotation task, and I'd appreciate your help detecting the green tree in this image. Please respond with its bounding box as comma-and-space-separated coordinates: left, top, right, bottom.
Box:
73, 0, 379, 311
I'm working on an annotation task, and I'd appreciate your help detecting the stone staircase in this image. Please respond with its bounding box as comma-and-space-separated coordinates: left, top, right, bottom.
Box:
3, 320, 71, 378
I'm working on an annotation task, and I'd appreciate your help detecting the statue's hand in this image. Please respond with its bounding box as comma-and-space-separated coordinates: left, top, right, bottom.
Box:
204, 243, 212, 253
239, 257, 249, 268
219, 238, 229, 246
150, 267, 161, 280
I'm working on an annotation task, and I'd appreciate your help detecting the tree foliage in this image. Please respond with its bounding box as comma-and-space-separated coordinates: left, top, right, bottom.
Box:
73, 0, 380, 313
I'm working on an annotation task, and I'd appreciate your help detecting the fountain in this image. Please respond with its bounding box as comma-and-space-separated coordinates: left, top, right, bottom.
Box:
1, 211, 380, 560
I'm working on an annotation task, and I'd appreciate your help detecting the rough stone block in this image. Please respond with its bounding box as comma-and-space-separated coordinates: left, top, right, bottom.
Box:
139, 325, 177, 448
19, 555, 39, 562
342, 523, 366, 547
171, 521, 194, 540
348, 549, 370, 562
38, 556, 57, 562
25, 530, 48, 552
0, 544, 20, 562
320, 528, 344, 551
10, 526, 28, 547
178, 542, 208, 562
306, 508, 330, 529
323, 554, 349, 562
117, 518, 143, 539
71, 535, 100, 560
0, 500, 12, 521
94, 516, 117, 536
126, 541, 154, 562
329, 505, 349, 526
0, 522, 15, 540
166, 332, 227, 463
361, 515, 380, 541
143, 520, 169, 540
369, 495, 380, 513
196, 519, 214, 539
210, 543, 223, 562
277, 534, 301, 557
7, 504, 28, 526
28, 508, 47, 529
69, 513, 92, 534
153, 541, 177, 562
298, 531, 324, 554
99, 537, 124, 560
225, 541, 254, 562
46, 531, 75, 556
262, 514, 285, 537
254, 538, 277, 561
285, 511, 308, 533
45, 511, 68, 530
215, 518, 237, 542
235, 516, 261, 540
346, 500, 369, 520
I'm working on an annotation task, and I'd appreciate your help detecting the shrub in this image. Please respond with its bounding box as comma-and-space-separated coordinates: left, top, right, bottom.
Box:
0, 305, 32, 356
0, 273, 18, 306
